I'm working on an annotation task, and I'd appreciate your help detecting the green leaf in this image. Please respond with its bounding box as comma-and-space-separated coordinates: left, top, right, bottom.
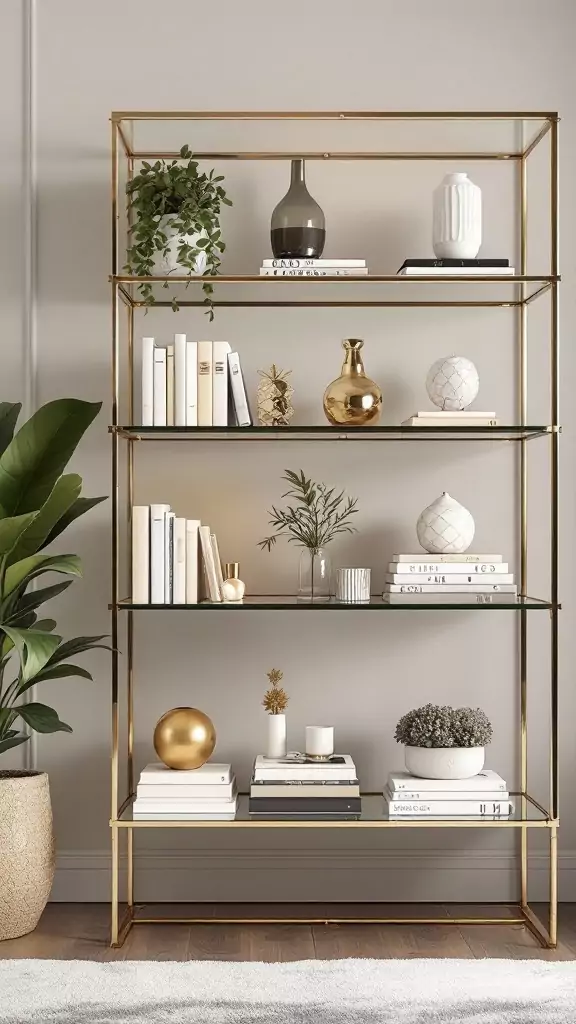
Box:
0, 399, 101, 517
1, 625, 62, 683
7, 474, 82, 564
33, 619, 57, 632
17, 702, 72, 734
44, 634, 110, 667
3, 553, 82, 599
32, 662, 93, 684
40, 495, 106, 550
9, 580, 73, 617
0, 403, 21, 457
0, 733, 29, 754
0, 512, 39, 557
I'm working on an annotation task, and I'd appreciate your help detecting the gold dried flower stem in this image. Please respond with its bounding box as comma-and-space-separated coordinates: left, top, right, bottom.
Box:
262, 668, 289, 715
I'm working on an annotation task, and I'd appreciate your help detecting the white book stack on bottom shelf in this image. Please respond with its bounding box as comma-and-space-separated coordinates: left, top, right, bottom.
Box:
384, 770, 513, 818
133, 763, 237, 820
382, 553, 517, 604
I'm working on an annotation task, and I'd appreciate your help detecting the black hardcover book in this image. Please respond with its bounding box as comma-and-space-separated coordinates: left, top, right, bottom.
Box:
398, 258, 509, 271
248, 797, 362, 813
249, 813, 361, 821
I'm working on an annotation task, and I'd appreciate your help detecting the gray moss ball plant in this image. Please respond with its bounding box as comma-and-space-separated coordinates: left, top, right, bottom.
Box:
395, 704, 493, 749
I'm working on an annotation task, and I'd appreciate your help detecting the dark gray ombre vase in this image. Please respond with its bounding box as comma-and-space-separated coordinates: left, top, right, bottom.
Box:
270, 159, 326, 259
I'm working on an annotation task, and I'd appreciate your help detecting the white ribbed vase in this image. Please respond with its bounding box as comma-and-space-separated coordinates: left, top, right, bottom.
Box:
432, 173, 482, 259
335, 567, 371, 603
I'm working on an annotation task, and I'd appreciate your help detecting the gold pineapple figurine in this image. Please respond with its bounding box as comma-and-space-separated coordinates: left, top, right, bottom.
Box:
257, 365, 294, 427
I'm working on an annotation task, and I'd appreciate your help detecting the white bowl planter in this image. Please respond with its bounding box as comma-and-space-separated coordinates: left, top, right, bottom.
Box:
151, 217, 208, 276
404, 745, 485, 780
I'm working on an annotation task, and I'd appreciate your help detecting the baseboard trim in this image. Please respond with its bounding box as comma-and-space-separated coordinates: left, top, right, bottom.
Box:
51, 848, 576, 903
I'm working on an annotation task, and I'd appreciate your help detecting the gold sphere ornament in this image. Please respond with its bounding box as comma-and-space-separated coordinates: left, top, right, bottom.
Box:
323, 339, 382, 426
153, 707, 216, 770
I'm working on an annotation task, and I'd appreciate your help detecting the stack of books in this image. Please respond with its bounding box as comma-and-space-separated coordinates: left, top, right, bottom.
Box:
402, 410, 500, 428
131, 506, 226, 604
397, 258, 515, 276
249, 754, 361, 819
260, 258, 368, 277
385, 769, 513, 818
382, 553, 517, 604
133, 762, 237, 820
141, 335, 251, 428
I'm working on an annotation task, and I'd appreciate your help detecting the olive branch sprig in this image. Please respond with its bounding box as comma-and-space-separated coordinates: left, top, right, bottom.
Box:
258, 469, 359, 554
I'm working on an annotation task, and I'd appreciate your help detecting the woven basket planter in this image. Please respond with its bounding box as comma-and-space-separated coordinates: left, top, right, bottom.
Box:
0, 771, 55, 941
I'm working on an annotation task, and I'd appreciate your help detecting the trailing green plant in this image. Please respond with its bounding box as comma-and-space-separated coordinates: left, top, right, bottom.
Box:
394, 703, 493, 749
258, 469, 358, 554
125, 145, 232, 318
0, 399, 108, 755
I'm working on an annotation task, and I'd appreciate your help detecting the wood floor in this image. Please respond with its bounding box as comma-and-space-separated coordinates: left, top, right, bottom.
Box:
1, 904, 576, 961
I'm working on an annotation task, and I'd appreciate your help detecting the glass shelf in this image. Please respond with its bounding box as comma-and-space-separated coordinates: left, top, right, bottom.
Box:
116, 595, 552, 612
115, 424, 552, 442
115, 793, 552, 828
113, 274, 557, 309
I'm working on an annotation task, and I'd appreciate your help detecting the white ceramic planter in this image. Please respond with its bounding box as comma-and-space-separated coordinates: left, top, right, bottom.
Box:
151, 217, 208, 275
416, 491, 475, 555
405, 745, 485, 780
266, 714, 287, 759
432, 172, 482, 260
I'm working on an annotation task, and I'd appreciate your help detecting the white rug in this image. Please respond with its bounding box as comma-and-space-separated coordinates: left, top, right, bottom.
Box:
1, 958, 575, 1023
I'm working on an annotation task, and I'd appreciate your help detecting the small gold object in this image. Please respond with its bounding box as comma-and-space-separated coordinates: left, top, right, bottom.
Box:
257, 364, 294, 426
262, 668, 289, 714
222, 561, 245, 602
323, 339, 382, 425
153, 707, 216, 770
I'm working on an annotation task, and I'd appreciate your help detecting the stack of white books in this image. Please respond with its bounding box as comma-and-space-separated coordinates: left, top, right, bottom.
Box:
402, 410, 500, 428
141, 335, 251, 428
249, 754, 361, 819
133, 763, 237, 820
259, 258, 368, 277
382, 553, 517, 604
397, 258, 514, 277
131, 507, 226, 604
385, 770, 513, 818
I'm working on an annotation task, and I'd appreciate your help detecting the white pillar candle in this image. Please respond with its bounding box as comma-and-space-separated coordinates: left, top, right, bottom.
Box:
305, 725, 334, 758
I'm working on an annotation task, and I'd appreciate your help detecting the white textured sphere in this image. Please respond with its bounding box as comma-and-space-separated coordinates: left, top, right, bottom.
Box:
417, 491, 475, 554
426, 355, 479, 411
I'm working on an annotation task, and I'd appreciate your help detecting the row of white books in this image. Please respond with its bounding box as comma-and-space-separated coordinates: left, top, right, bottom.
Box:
385, 770, 513, 817
382, 553, 517, 601
260, 258, 368, 277
131, 506, 225, 604
141, 335, 251, 428
133, 763, 237, 820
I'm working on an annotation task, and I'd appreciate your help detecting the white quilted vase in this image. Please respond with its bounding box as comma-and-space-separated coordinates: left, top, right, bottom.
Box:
432, 172, 482, 259
426, 355, 479, 411
417, 491, 475, 554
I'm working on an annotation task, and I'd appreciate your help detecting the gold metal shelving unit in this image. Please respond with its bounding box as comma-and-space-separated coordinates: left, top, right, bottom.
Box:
110, 111, 560, 949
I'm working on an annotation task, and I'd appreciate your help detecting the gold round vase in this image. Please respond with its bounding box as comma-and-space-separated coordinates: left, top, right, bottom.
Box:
153, 707, 216, 770
323, 339, 382, 426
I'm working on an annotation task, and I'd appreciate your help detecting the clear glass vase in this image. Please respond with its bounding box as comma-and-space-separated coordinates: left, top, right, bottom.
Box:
297, 547, 332, 603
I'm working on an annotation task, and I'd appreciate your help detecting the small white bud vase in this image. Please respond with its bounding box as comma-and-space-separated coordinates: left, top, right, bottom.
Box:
426, 355, 479, 411
417, 491, 475, 554
267, 714, 287, 759
432, 173, 482, 260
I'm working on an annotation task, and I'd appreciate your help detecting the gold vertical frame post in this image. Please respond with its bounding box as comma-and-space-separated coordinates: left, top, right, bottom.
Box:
126, 144, 136, 911
110, 117, 120, 945
518, 153, 529, 908
549, 117, 559, 949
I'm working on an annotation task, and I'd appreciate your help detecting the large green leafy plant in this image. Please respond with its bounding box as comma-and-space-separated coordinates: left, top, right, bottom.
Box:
125, 144, 232, 318
0, 399, 107, 755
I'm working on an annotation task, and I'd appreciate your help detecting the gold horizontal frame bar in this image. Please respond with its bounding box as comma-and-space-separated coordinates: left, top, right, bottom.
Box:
128, 300, 523, 309
112, 110, 558, 121
132, 151, 519, 162
113, 274, 556, 283
131, 914, 526, 926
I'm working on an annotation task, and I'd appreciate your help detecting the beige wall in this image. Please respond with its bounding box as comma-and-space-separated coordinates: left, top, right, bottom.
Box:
2, 0, 575, 903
